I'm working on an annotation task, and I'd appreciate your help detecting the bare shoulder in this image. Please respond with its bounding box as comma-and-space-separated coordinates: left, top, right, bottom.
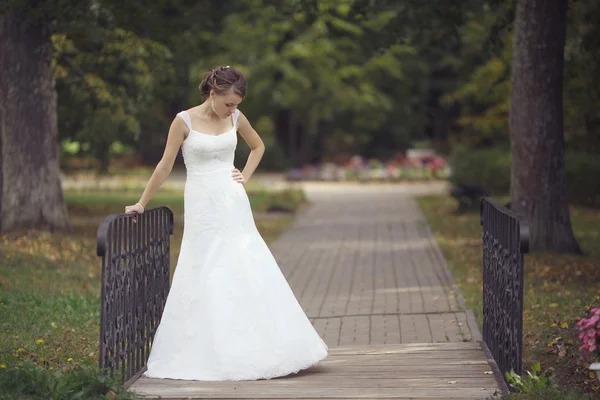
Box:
236, 110, 264, 150
171, 113, 188, 129
236, 109, 251, 127
185, 106, 201, 117
170, 113, 189, 139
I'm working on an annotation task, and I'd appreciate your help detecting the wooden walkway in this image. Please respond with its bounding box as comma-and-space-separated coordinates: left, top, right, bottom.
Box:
130, 183, 505, 399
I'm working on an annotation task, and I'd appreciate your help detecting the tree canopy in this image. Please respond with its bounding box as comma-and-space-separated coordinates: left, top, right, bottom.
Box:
3, 0, 597, 169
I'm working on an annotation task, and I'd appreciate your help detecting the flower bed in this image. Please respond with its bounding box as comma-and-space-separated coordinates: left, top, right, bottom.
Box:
285, 153, 450, 182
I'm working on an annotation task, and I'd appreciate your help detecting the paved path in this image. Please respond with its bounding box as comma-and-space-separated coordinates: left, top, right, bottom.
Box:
270, 182, 481, 346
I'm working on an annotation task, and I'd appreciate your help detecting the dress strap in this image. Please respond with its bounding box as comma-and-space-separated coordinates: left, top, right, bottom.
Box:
232, 109, 240, 128
177, 111, 192, 131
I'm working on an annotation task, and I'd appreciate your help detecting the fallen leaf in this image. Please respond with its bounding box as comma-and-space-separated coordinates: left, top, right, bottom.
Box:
558, 348, 567, 357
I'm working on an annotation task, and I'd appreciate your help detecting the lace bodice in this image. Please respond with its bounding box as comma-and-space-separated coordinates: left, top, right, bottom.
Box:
177, 110, 239, 175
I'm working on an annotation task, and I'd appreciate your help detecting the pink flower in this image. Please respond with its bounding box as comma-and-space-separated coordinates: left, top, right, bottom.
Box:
578, 310, 600, 358
583, 334, 589, 343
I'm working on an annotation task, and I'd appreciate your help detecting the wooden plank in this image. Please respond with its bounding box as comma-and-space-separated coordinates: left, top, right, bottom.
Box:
133, 374, 498, 387
286, 367, 495, 376
129, 343, 502, 399
330, 342, 483, 353
131, 385, 500, 399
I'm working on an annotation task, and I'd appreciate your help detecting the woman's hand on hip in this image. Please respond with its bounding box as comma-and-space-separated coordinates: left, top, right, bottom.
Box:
232, 168, 246, 184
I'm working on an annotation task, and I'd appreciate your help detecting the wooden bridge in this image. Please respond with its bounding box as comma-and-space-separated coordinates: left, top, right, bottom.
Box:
99, 183, 523, 399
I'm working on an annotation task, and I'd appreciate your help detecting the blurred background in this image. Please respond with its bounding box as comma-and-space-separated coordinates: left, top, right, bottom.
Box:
2, 0, 599, 202
1, 1, 600, 398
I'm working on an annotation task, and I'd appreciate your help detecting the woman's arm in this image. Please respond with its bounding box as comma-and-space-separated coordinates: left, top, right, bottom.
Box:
234, 111, 265, 183
125, 116, 187, 213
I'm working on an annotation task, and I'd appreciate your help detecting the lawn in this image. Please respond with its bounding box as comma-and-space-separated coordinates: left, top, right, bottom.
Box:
0, 187, 305, 398
417, 195, 600, 398
64, 185, 305, 216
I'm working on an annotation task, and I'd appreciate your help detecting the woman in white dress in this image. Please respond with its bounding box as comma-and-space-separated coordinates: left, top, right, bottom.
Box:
124, 66, 328, 381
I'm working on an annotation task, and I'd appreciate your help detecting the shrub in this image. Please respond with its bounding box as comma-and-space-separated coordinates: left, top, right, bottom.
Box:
448, 147, 600, 208
504, 363, 595, 400
565, 153, 600, 208
0, 360, 140, 400
447, 145, 511, 195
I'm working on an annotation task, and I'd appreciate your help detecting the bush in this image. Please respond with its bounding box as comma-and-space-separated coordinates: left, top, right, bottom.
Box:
566, 152, 600, 208
448, 145, 511, 195
0, 360, 141, 400
507, 385, 596, 400
449, 147, 600, 208
246, 187, 306, 213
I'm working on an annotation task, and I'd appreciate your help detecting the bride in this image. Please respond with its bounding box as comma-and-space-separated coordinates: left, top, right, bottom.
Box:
124, 65, 328, 381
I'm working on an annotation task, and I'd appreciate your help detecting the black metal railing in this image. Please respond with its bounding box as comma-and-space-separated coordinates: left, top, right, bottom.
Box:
96, 206, 174, 386
480, 198, 529, 385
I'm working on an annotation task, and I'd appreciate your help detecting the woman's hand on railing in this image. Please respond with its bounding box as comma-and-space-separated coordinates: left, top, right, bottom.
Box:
125, 203, 145, 214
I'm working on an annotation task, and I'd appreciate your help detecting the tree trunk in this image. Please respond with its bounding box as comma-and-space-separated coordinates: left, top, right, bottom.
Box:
509, 0, 581, 253
275, 109, 298, 167
0, 11, 72, 233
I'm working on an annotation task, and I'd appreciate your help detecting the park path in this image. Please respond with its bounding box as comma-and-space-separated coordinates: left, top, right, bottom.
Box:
271, 182, 480, 345
130, 182, 505, 399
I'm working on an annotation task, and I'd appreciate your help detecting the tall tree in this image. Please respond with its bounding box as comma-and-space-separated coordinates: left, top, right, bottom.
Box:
0, 9, 72, 233
212, 0, 410, 167
509, 0, 581, 253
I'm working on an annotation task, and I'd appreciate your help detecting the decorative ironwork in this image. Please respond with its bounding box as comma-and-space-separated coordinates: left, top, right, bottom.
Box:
480, 198, 529, 386
96, 206, 174, 386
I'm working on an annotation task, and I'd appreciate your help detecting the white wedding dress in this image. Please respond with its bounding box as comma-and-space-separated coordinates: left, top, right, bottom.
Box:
143, 109, 328, 381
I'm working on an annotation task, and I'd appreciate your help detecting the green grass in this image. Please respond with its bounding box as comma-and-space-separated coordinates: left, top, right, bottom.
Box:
0, 187, 305, 398
505, 385, 597, 400
417, 195, 600, 397
64, 186, 305, 217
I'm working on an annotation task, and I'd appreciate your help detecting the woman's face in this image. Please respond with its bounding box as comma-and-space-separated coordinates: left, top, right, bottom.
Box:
211, 90, 243, 119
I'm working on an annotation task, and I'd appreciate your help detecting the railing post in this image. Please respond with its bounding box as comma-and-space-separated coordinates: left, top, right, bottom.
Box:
480, 198, 529, 387
96, 206, 174, 386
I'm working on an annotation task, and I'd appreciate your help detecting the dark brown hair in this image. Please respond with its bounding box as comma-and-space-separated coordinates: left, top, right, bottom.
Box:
199, 66, 246, 98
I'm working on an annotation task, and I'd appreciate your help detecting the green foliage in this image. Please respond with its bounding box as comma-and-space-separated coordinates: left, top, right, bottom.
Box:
565, 152, 600, 208
444, 0, 600, 156
508, 387, 596, 400
196, 0, 425, 163
504, 363, 596, 399
6, 0, 600, 174
441, 3, 514, 148
2, 0, 177, 172
506, 362, 550, 393
53, 26, 174, 172
0, 360, 141, 400
447, 145, 511, 195
62, 187, 306, 217
246, 188, 307, 213
448, 147, 600, 206
564, 0, 600, 154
